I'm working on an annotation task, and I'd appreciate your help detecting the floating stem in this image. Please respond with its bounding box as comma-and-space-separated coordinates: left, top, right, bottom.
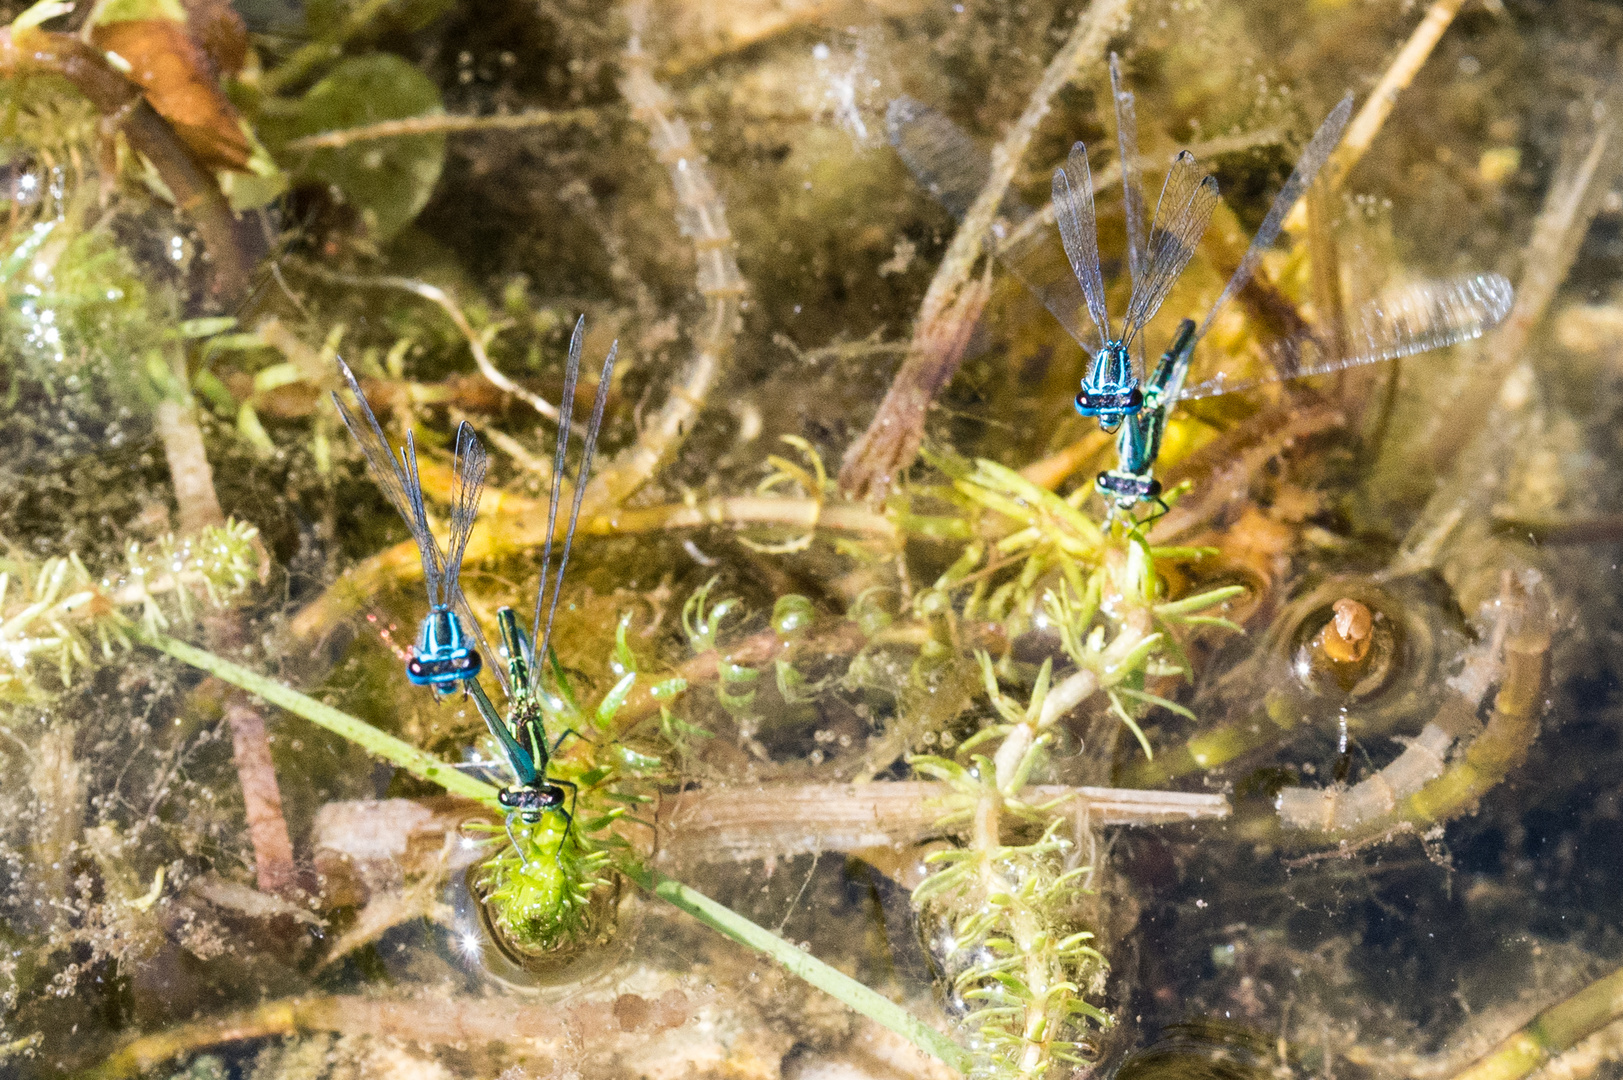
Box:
132, 627, 500, 804
1448, 965, 1623, 1080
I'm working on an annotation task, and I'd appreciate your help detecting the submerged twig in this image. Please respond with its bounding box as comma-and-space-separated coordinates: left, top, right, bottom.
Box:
154, 398, 226, 537
1281, 0, 1468, 233
283, 107, 603, 151
224, 699, 298, 896
153, 366, 300, 894
656, 782, 1228, 863
1445, 964, 1623, 1080
838, 0, 1133, 499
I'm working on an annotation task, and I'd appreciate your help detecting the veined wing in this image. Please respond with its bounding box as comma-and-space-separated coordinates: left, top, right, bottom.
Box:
332, 360, 446, 607
886, 96, 1100, 353
528, 316, 618, 696
1192, 94, 1354, 346
1121, 151, 1219, 348
1173, 273, 1515, 403
1111, 53, 1150, 375
1052, 142, 1115, 346
1110, 54, 1148, 290
440, 420, 506, 694
442, 421, 487, 607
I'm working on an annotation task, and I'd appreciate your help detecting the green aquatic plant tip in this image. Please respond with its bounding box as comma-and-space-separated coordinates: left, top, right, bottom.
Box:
0, 520, 261, 699
468, 815, 616, 954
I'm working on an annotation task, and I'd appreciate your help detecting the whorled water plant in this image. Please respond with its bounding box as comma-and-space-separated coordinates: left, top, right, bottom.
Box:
0, 519, 261, 699
907, 511, 1243, 1078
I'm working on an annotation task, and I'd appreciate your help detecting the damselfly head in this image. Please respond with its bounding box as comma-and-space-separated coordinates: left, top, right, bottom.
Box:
498, 783, 567, 824
406, 606, 483, 688
1076, 341, 1143, 428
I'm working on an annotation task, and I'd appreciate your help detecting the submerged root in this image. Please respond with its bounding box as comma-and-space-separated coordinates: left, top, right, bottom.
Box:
594, 20, 746, 510
1274, 571, 1551, 846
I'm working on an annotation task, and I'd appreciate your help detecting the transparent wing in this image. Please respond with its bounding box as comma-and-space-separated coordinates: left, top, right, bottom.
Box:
1194, 94, 1355, 344
1110, 54, 1148, 289
331, 360, 444, 605
1122, 151, 1219, 348
1173, 273, 1515, 402
1052, 142, 1114, 345
529, 315, 585, 666
886, 96, 987, 220
443, 421, 487, 603
533, 340, 617, 691
887, 96, 1100, 352
1111, 54, 1149, 374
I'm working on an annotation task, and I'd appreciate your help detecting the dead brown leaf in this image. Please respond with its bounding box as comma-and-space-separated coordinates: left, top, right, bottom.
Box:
91, 19, 249, 171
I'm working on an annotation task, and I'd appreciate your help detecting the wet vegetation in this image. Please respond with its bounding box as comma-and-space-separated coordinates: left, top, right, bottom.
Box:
3, 0, 1623, 1078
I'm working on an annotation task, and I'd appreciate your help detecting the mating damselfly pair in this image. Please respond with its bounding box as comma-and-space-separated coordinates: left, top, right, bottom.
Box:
332, 317, 615, 861
890, 55, 1514, 517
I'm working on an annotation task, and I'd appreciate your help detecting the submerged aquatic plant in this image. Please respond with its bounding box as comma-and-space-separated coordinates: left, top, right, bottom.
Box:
903, 484, 1241, 1077
0, 519, 260, 699
912, 662, 1111, 1079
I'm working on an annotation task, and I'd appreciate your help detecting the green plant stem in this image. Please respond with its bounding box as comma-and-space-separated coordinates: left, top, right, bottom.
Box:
137, 628, 970, 1072
1449, 964, 1623, 1080
132, 627, 499, 805
622, 862, 971, 1073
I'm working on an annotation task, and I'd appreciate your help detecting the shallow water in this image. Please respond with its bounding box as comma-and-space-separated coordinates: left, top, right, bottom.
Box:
3, 1, 1623, 1078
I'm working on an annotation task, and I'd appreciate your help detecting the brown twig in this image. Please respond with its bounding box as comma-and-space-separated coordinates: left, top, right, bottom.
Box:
837, 0, 1133, 499
653, 782, 1229, 863
224, 700, 298, 896
154, 355, 297, 895
1281, 0, 1468, 234
0, 27, 253, 298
